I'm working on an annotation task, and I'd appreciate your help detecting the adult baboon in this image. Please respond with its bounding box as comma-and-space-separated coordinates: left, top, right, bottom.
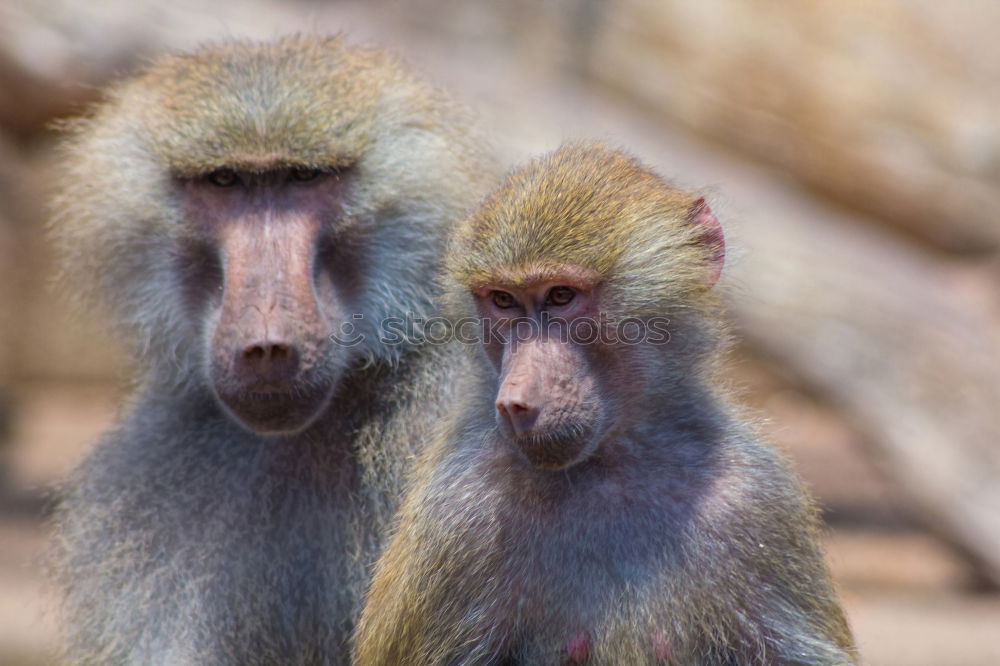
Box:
355, 143, 856, 665
51, 35, 495, 664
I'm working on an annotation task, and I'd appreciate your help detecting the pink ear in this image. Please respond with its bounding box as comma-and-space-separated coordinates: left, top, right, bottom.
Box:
689, 197, 725, 288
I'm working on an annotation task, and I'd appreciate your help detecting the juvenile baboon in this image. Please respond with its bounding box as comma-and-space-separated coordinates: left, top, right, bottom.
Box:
50, 35, 496, 665
354, 143, 857, 665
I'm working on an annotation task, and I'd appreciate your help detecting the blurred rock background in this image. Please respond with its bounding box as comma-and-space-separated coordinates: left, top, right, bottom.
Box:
1, 1, 998, 664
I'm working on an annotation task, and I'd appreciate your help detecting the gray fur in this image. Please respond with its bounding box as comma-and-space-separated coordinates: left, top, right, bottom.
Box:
50, 35, 495, 665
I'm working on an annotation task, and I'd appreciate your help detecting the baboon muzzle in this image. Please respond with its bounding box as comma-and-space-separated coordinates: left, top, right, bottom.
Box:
209, 213, 335, 435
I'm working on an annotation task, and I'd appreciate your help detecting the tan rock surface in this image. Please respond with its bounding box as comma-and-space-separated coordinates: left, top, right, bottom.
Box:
588, 0, 1000, 251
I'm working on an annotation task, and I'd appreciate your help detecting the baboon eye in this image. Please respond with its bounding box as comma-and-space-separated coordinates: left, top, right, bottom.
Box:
546, 286, 575, 306
290, 167, 322, 182
207, 169, 240, 187
491, 291, 516, 309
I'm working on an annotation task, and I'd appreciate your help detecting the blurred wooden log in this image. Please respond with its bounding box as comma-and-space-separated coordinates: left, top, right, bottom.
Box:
727, 194, 1000, 585
0, 1, 138, 133
584, 0, 1000, 253
370, 0, 1000, 251
0, 0, 293, 134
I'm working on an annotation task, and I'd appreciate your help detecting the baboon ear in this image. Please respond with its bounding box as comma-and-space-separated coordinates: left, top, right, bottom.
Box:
688, 197, 725, 288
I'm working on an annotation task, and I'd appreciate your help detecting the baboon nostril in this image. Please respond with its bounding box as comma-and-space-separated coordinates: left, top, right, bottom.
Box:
497, 399, 540, 436
243, 345, 266, 361
236, 341, 300, 384
243, 344, 290, 362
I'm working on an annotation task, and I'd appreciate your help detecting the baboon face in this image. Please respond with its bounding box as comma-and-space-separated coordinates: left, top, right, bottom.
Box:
179, 167, 352, 435
446, 144, 729, 470
475, 268, 618, 470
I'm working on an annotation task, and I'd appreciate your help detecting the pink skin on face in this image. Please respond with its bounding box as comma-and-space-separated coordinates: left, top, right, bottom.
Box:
181, 168, 348, 435
473, 268, 609, 470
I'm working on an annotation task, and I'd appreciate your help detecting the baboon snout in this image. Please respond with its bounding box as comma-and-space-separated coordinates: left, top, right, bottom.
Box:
208, 218, 337, 435
494, 338, 603, 469
496, 357, 545, 437
212, 323, 334, 435
496, 390, 541, 436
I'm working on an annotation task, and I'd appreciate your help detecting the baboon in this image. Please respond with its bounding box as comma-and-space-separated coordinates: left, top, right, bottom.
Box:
50, 36, 496, 665
353, 143, 857, 665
